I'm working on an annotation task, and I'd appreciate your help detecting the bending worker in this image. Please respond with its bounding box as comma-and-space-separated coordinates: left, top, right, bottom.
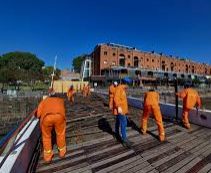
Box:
140, 88, 165, 142
109, 81, 118, 110
67, 85, 75, 104
177, 83, 201, 129
36, 90, 66, 162
114, 83, 132, 147
82, 84, 87, 97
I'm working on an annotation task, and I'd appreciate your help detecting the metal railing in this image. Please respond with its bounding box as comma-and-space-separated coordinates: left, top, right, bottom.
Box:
0, 109, 37, 168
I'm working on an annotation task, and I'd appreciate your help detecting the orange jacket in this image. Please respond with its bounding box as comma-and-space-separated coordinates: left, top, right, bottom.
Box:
109, 84, 116, 99
144, 91, 160, 107
82, 85, 87, 94
114, 84, 128, 115
177, 88, 201, 109
67, 88, 75, 97
37, 97, 66, 124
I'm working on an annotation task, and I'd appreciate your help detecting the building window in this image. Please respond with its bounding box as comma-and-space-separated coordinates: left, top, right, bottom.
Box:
186, 65, 188, 73
128, 55, 130, 58
119, 54, 125, 67
104, 51, 107, 55
147, 58, 149, 62
113, 53, 116, 56
134, 56, 139, 68
192, 66, 194, 73
205, 68, 207, 74
152, 59, 154, 62
128, 63, 131, 67
170, 62, 174, 71
112, 61, 116, 66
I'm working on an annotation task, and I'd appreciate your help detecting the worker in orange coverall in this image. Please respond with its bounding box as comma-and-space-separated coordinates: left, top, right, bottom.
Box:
114, 83, 132, 147
109, 81, 118, 110
36, 90, 66, 163
82, 84, 87, 97
176, 83, 201, 129
67, 85, 75, 104
86, 84, 91, 96
140, 89, 165, 142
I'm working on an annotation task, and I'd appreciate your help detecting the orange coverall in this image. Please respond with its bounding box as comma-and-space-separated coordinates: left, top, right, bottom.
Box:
177, 88, 201, 129
82, 84, 87, 97
37, 97, 66, 162
109, 84, 116, 110
87, 85, 91, 96
67, 88, 75, 104
141, 91, 165, 141
114, 84, 128, 115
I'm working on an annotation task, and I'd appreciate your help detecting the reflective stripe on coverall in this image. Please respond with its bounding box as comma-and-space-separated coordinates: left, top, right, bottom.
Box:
141, 91, 165, 141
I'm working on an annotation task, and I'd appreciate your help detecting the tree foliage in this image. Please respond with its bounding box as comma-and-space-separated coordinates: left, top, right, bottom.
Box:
72, 55, 86, 73
42, 66, 61, 82
0, 51, 44, 84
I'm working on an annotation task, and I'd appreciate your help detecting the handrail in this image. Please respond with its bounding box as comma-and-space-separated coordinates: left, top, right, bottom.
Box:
0, 108, 38, 168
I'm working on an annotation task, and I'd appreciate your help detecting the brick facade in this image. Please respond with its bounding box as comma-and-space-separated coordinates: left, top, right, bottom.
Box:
92, 43, 211, 77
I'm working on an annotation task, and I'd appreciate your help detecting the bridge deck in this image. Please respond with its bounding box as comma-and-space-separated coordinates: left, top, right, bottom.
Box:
35, 93, 211, 173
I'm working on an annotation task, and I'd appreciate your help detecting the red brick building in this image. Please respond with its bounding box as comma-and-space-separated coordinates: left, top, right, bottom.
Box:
92, 43, 211, 79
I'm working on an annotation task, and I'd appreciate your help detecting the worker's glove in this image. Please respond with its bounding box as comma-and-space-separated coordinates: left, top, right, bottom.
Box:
118, 107, 123, 114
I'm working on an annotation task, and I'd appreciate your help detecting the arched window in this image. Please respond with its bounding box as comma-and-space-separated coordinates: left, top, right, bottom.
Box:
119, 54, 125, 67
134, 56, 139, 67
170, 62, 174, 71
185, 65, 188, 73
162, 61, 165, 71
192, 66, 194, 73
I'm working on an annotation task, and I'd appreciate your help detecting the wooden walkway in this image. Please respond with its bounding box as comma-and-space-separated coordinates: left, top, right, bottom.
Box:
35, 93, 211, 173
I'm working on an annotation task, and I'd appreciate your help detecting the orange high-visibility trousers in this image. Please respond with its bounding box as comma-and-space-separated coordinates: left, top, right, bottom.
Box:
141, 105, 165, 138
109, 97, 114, 109
68, 95, 74, 104
41, 114, 66, 155
182, 107, 191, 128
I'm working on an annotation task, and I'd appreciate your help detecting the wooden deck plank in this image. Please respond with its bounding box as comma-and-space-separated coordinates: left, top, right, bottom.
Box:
197, 163, 211, 173
175, 157, 202, 173
161, 155, 196, 173
90, 150, 134, 169
95, 155, 142, 173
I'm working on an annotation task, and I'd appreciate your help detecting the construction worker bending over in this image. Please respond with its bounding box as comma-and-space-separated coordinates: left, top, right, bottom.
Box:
176, 83, 201, 129
114, 83, 132, 147
67, 85, 75, 104
82, 84, 87, 97
87, 84, 91, 96
36, 90, 66, 163
140, 89, 165, 142
109, 81, 118, 110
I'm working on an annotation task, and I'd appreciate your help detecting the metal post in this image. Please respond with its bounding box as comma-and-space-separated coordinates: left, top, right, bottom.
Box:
174, 77, 178, 122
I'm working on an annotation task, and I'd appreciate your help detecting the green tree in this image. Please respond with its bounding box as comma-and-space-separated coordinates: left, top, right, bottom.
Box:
72, 55, 87, 73
0, 51, 44, 87
42, 66, 61, 82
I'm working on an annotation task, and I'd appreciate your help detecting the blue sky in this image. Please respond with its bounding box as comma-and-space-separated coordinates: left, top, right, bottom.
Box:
0, 0, 211, 69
